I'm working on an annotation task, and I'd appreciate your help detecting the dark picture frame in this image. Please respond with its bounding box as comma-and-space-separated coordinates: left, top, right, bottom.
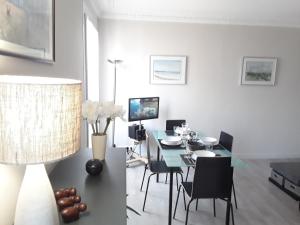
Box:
0, 0, 55, 63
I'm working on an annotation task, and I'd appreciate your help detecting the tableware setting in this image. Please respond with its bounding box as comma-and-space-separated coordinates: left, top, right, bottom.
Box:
191, 150, 216, 160
173, 123, 191, 135
180, 150, 216, 166
180, 154, 196, 166
198, 136, 218, 150
161, 136, 182, 146
173, 126, 183, 135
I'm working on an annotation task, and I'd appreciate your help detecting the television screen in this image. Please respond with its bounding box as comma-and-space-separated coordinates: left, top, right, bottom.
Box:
128, 97, 159, 122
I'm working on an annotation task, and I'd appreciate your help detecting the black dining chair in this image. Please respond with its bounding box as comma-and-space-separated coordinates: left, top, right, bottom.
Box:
219, 131, 233, 152
166, 119, 186, 132
185, 130, 238, 210
173, 157, 235, 225
142, 132, 184, 211
164, 119, 186, 182
219, 131, 238, 209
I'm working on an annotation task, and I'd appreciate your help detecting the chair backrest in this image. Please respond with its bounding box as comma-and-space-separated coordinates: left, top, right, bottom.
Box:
191, 157, 233, 200
165, 120, 186, 131
219, 131, 233, 152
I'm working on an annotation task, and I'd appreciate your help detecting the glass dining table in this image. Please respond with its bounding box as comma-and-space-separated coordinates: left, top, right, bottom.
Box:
149, 130, 247, 225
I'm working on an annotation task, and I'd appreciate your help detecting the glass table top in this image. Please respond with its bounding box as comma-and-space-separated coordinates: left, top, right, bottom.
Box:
150, 130, 247, 168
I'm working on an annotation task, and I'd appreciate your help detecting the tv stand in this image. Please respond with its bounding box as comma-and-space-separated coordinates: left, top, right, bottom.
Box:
269, 162, 300, 210
126, 121, 148, 166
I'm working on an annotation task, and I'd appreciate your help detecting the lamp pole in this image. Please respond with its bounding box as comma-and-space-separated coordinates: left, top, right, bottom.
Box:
108, 59, 122, 147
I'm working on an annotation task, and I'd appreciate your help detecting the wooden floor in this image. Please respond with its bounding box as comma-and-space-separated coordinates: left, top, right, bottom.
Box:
126, 159, 300, 225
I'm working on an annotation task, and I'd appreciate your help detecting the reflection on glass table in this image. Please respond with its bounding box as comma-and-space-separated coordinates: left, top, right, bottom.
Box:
150, 130, 247, 169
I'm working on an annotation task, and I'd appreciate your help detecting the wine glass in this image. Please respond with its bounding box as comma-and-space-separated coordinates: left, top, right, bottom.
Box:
173, 126, 179, 136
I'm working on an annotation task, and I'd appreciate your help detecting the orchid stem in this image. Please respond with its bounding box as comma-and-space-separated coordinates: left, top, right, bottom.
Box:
95, 119, 99, 134
91, 124, 96, 134
103, 118, 111, 135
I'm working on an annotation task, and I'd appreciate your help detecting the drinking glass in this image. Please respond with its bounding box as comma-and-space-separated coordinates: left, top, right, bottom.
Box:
205, 144, 213, 151
181, 123, 188, 136
173, 126, 179, 135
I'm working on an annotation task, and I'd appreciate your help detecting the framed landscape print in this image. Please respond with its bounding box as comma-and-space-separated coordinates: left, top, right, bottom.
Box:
0, 0, 55, 62
241, 57, 277, 85
150, 55, 187, 84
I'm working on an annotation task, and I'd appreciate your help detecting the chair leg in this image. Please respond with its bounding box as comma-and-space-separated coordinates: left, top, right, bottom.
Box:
140, 165, 147, 191
142, 173, 155, 211
178, 172, 184, 192
182, 189, 187, 210
165, 173, 168, 183
173, 185, 182, 219
232, 182, 238, 209
185, 166, 190, 181
195, 199, 199, 211
179, 172, 184, 183
177, 173, 186, 210
230, 203, 235, 225
176, 173, 179, 190
213, 198, 216, 217
185, 200, 193, 225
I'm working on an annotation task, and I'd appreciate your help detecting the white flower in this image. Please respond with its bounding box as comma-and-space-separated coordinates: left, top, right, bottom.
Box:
111, 105, 125, 120
101, 101, 115, 117
82, 100, 126, 135
82, 101, 98, 124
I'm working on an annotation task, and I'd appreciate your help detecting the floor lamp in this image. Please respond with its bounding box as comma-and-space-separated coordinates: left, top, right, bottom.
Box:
108, 59, 123, 147
0, 75, 82, 225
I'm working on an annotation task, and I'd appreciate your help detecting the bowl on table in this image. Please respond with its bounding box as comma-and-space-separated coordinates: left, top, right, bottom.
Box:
187, 140, 204, 151
191, 150, 216, 160
198, 137, 218, 146
161, 136, 182, 146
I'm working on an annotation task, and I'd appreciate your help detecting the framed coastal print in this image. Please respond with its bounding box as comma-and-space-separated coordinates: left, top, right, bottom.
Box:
150, 55, 187, 84
0, 0, 55, 62
241, 57, 277, 85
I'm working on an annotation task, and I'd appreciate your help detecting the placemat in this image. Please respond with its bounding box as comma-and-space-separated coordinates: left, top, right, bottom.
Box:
213, 144, 226, 150
180, 154, 195, 166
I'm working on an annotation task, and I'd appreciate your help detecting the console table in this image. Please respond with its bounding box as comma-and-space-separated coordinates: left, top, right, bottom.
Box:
49, 148, 126, 225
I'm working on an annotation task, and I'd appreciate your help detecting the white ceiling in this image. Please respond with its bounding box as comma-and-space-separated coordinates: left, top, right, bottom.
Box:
94, 0, 300, 27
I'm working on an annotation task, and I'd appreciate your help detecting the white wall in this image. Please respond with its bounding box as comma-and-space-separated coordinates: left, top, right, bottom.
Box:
99, 19, 300, 159
0, 0, 84, 224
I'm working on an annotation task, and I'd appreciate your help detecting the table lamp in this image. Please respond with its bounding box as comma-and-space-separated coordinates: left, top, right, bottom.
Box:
0, 75, 82, 225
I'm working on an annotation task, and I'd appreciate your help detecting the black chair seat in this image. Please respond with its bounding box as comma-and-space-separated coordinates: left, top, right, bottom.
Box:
182, 181, 231, 200
150, 161, 182, 174
182, 182, 192, 196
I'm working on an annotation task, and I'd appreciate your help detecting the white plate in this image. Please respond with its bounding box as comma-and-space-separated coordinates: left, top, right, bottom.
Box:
161, 140, 182, 146
191, 150, 216, 160
161, 136, 182, 146
199, 137, 218, 146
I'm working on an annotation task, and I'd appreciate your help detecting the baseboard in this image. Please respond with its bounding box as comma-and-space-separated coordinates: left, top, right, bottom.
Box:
234, 152, 300, 159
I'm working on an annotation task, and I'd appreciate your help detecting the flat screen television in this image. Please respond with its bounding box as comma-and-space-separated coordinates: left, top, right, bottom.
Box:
128, 97, 159, 122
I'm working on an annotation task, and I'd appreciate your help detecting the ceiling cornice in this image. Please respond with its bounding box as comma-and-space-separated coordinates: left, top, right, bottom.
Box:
99, 12, 300, 29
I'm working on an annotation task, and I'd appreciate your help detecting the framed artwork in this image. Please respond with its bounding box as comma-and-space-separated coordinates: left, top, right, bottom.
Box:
241, 57, 277, 85
150, 55, 187, 84
0, 0, 55, 62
